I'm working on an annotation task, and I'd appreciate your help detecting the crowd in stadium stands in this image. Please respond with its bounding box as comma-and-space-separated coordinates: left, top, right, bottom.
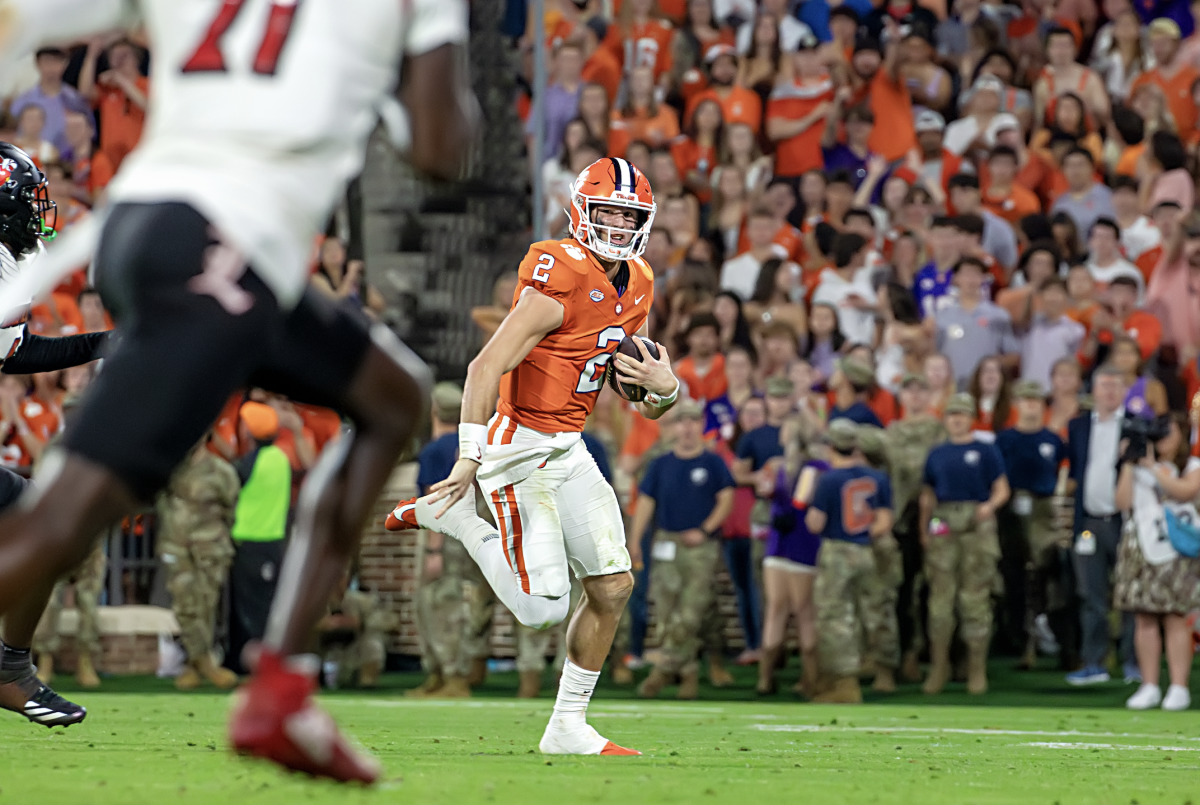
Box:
496, 0, 1200, 706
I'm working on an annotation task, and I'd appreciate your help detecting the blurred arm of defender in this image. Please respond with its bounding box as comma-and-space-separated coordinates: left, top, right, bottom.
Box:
427, 287, 566, 516
0, 0, 138, 64
393, 0, 480, 180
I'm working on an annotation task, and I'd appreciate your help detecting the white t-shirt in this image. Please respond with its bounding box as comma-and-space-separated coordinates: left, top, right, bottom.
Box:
1086, 256, 1144, 296
811, 267, 877, 346
719, 245, 788, 301
23, 0, 469, 310
1119, 216, 1161, 262
942, 113, 1014, 156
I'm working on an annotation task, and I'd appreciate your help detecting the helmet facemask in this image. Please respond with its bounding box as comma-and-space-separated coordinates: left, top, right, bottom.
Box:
27, 180, 56, 244
570, 192, 656, 262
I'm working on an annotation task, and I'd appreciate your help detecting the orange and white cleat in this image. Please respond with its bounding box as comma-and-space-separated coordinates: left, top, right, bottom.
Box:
600, 740, 641, 756
229, 650, 381, 784
384, 497, 419, 531
539, 721, 640, 756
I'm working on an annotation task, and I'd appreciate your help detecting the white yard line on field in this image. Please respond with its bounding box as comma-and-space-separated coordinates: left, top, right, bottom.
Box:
1021, 742, 1200, 752
753, 724, 1200, 742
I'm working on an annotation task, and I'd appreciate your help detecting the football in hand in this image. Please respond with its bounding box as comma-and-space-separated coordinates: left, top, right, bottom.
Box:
606, 336, 660, 402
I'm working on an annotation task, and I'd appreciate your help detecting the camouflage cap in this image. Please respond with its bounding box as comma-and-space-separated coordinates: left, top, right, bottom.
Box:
838, 358, 875, 388
1011, 379, 1046, 400
855, 424, 886, 463
826, 418, 859, 451
943, 392, 975, 416
766, 375, 795, 397
431, 382, 463, 422
673, 398, 705, 419
899, 372, 929, 389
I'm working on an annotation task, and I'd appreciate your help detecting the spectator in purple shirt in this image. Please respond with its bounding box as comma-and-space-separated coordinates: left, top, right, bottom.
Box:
10, 47, 94, 156
525, 41, 585, 161
821, 102, 878, 189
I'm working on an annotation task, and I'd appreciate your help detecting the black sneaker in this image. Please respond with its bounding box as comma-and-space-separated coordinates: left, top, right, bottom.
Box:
0, 669, 87, 727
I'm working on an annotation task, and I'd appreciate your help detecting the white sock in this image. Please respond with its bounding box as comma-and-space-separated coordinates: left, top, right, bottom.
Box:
550, 660, 600, 730
416, 494, 568, 629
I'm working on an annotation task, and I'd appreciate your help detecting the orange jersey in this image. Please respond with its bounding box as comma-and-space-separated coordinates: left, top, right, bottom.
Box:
498, 239, 656, 434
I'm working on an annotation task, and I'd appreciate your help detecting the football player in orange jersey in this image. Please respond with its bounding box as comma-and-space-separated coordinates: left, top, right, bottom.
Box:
387, 157, 678, 755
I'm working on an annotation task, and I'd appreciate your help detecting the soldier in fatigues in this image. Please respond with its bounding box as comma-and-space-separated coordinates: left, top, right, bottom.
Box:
157, 438, 242, 690
34, 542, 106, 688
400, 383, 476, 699
995, 380, 1067, 669
318, 575, 398, 688
633, 401, 736, 700
883, 373, 947, 681
806, 420, 894, 703
920, 394, 1011, 695
855, 425, 903, 692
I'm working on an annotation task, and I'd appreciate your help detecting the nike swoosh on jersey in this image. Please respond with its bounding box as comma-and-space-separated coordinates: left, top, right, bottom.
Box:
635, 295, 645, 305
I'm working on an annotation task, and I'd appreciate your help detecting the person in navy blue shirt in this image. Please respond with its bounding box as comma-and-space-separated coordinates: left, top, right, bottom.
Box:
828, 358, 884, 427
631, 400, 735, 700
994, 380, 1067, 667
919, 393, 1010, 697
732, 376, 793, 484
803, 420, 893, 703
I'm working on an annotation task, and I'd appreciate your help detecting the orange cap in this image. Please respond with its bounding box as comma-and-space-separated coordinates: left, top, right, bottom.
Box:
239, 401, 279, 440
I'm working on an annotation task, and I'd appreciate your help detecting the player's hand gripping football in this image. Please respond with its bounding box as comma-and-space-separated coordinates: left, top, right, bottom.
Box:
428, 457, 480, 518
613, 338, 675, 397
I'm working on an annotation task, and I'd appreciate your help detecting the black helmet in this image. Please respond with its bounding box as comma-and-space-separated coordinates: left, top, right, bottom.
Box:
0, 143, 56, 257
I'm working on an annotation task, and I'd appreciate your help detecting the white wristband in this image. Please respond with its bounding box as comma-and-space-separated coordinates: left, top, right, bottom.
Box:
458, 423, 489, 464
645, 377, 680, 408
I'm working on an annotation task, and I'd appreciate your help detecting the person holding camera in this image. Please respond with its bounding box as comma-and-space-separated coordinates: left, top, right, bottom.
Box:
1064, 364, 1137, 686
1114, 413, 1200, 711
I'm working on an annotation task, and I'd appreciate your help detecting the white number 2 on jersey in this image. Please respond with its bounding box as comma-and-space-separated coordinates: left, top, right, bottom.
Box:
575, 327, 626, 394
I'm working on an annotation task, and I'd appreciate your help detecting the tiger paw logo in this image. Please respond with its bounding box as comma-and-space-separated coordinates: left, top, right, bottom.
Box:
561, 243, 586, 262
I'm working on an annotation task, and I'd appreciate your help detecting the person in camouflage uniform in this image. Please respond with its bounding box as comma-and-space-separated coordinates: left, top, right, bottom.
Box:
806, 420, 894, 704
855, 424, 903, 693
319, 573, 398, 688
883, 373, 947, 682
405, 382, 480, 699
157, 438, 242, 690
34, 541, 106, 688
994, 380, 1069, 669
919, 393, 1011, 695
633, 401, 736, 700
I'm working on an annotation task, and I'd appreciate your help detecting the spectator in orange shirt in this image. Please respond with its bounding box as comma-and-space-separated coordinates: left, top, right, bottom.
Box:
580, 18, 622, 108
1109, 105, 1147, 179
982, 145, 1042, 225
1132, 19, 1200, 138
676, 312, 729, 402
78, 37, 149, 174
603, 0, 676, 87
1081, 275, 1163, 368
611, 65, 681, 152
673, 98, 724, 203
766, 34, 835, 181
685, 45, 763, 134
852, 33, 918, 162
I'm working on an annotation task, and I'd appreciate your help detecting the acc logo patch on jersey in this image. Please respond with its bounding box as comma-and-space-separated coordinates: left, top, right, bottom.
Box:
590, 289, 605, 303
562, 243, 586, 262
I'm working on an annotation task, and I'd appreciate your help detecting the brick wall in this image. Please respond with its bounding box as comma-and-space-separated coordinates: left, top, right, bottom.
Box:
358, 463, 750, 659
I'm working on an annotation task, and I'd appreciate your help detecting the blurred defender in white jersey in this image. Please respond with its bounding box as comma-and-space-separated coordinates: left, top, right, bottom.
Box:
0, 0, 476, 783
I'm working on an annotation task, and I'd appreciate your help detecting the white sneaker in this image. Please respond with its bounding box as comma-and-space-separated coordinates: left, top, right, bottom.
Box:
539, 717, 640, 756
1125, 682, 1162, 710
1162, 684, 1191, 711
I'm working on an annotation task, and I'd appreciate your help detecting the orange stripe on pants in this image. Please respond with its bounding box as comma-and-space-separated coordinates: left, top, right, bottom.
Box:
505, 484, 529, 594
501, 418, 517, 445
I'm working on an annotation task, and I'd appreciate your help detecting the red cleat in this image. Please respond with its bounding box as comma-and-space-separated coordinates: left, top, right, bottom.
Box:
229, 650, 381, 784
600, 741, 641, 756
384, 498, 419, 531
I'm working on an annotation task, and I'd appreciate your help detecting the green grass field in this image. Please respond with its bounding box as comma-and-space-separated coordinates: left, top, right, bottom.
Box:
4, 663, 1200, 805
